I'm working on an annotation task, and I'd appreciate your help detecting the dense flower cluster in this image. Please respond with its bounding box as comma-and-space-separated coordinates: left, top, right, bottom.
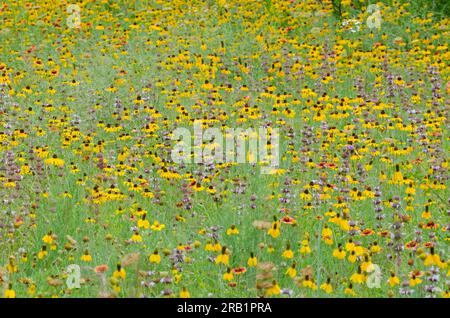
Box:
0, 0, 448, 297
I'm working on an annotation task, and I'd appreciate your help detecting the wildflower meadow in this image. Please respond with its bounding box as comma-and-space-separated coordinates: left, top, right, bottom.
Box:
0, 0, 448, 299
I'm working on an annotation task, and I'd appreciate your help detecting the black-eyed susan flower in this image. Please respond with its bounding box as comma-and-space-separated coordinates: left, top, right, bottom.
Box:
267, 221, 280, 239
247, 252, 257, 267
388, 272, 400, 287
81, 250, 92, 262
282, 243, 294, 259
285, 262, 297, 278
300, 238, 311, 255
137, 214, 150, 229
265, 281, 281, 297
215, 246, 229, 265
320, 278, 333, 294
130, 231, 142, 243
321, 225, 333, 245
37, 245, 48, 260
301, 276, 318, 290
40, 150, 60, 164
332, 245, 346, 260
350, 266, 366, 284
113, 263, 126, 279
409, 274, 422, 287
226, 225, 239, 235
223, 268, 234, 281
180, 287, 190, 298
150, 220, 165, 231
4, 284, 15, 298
344, 284, 356, 296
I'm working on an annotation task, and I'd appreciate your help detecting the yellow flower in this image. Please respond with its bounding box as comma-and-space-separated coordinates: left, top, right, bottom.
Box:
361, 259, 373, 272
267, 222, 280, 238
320, 279, 333, 294
4, 285, 15, 298
282, 247, 294, 259
6, 257, 17, 273
137, 218, 150, 229
44, 155, 65, 167
180, 287, 190, 298
226, 225, 239, 235
81, 250, 92, 262
344, 285, 356, 296
151, 221, 165, 231
300, 239, 311, 254
388, 273, 400, 287
285, 264, 297, 278
322, 225, 333, 244
424, 253, 435, 266
38, 246, 48, 260
215, 253, 229, 265
205, 241, 221, 252
370, 243, 382, 253
113, 264, 126, 279
302, 278, 317, 290
332, 246, 346, 259
350, 272, 366, 284
354, 246, 366, 256
130, 232, 142, 242
424, 251, 446, 268
410, 276, 422, 287
202, 80, 213, 90
27, 284, 36, 296
247, 253, 257, 267
149, 250, 161, 264
265, 281, 281, 296
393, 165, 403, 183
223, 268, 234, 281
42, 233, 53, 244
